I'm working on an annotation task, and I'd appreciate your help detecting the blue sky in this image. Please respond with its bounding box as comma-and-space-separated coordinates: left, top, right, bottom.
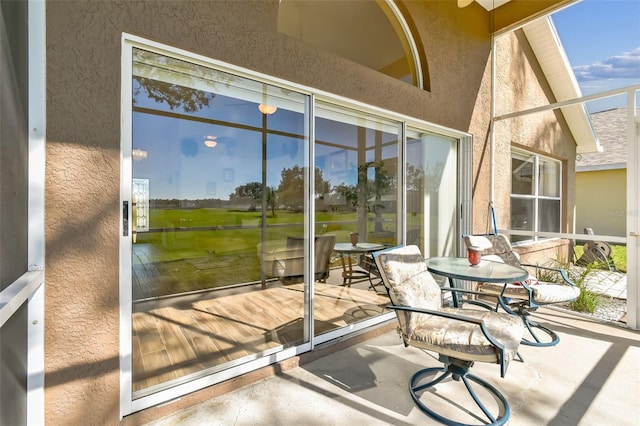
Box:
552, 0, 640, 112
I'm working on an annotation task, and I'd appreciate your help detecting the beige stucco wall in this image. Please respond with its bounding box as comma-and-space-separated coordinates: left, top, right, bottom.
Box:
490, 30, 577, 235
43, 1, 568, 424
576, 169, 627, 237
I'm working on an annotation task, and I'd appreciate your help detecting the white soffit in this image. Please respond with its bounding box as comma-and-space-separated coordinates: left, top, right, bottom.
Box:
475, 0, 511, 11
523, 17, 601, 154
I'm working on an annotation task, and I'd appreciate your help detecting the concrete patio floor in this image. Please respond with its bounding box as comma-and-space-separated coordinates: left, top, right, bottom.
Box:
145, 307, 639, 426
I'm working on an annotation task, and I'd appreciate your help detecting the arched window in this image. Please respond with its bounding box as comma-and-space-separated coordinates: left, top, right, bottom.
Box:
278, 0, 428, 90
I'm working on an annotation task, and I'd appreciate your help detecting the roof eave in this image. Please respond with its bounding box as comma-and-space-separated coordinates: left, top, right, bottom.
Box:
522, 16, 601, 154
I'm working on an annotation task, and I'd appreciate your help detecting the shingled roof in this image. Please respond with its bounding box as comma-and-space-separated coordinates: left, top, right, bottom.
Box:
576, 107, 635, 172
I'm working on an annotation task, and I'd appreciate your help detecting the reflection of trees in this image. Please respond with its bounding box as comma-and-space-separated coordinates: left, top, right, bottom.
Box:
229, 183, 277, 215
406, 164, 424, 191
133, 48, 239, 113
230, 182, 263, 211
278, 166, 329, 211
134, 77, 211, 113
333, 183, 358, 208
359, 161, 394, 232
406, 162, 445, 191
266, 186, 277, 216
331, 161, 395, 230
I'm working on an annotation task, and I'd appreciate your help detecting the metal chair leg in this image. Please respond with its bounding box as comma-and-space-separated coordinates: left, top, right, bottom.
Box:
520, 317, 559, 347
409, 363, 511, 426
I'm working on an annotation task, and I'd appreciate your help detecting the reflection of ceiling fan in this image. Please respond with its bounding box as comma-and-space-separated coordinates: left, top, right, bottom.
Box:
225, 99, 277, 114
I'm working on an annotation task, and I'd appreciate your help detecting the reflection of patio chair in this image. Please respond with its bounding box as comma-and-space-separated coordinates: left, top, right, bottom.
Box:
273, 234, 336, 284
406, 227, 420, 245
464, 234, 580, 347
357, 253, 384, 292
373, 245, 524, 425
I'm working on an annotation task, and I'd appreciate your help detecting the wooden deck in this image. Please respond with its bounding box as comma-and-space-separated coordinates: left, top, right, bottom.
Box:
132, 282, 389, 393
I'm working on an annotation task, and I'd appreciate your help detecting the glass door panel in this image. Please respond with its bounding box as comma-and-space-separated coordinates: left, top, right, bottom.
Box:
406, 129, 458, 258
313, 102, 400, 336
130, 48, 310, 397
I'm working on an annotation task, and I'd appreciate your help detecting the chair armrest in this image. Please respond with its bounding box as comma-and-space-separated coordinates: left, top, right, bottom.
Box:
387, 304, 482, 324
520, 263, 576, 287
387, 304, 510, 376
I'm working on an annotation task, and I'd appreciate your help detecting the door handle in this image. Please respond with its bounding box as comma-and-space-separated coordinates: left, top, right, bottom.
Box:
123, 201, 129, 237
132, 201, 137, 243
630, 232, 639, 237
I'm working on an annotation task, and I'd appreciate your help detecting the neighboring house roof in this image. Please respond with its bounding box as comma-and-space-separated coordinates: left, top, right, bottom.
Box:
522, 17, 601, 154
576, 107, 636, 172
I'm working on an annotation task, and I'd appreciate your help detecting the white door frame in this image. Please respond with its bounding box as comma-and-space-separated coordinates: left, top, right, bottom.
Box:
626, 91, 639, 329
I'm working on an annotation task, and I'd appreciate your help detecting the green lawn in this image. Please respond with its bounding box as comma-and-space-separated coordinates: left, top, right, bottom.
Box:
132, 207, 398, 298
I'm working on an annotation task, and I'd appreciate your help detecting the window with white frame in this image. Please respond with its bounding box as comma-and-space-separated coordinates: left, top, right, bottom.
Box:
510, 149, 561, 243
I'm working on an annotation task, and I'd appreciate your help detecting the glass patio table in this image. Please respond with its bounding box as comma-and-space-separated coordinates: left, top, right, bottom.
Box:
425, 257, 529, 307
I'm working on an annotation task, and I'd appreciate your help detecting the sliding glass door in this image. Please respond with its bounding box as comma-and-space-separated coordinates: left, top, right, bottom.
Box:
406, 128, 459, 257
129, 48, 311, 397
312, 102, 400, 337
121, 38, 470, 413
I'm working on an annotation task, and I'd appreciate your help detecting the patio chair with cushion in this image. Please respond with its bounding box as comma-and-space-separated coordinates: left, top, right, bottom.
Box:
273, 234, 336, 284
373, 245, 524, 426
464, 234, 580, 347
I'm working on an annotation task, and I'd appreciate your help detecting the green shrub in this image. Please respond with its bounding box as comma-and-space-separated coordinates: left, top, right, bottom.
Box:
571, 287, 601, 313
568, 262, 601, 314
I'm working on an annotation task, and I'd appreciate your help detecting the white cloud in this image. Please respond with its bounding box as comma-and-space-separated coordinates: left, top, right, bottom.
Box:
573, 47, 640, 81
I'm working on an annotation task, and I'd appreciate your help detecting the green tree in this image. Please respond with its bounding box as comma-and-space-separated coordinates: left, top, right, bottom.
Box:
406, 164, 424, 191
134, 77, 211, 113
333, 183, 358, 209
277, 166, 330, 211
230, 182, 263, 211
266, 186, 278, 216
358, 161, 395, 231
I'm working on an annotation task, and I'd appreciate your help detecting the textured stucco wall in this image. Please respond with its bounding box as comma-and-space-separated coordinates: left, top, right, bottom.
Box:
489, 29, 577, 235
43, 1, 537, 424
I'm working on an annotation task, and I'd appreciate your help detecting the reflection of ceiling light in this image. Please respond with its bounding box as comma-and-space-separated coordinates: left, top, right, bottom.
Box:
204, 135, 218, 148
258, 104, 277, 115
132, 148, 148, 161
457, 0, 474, 7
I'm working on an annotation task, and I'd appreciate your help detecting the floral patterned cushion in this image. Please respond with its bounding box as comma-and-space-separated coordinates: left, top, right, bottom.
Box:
478, 281, 580, 303
375, 246, 441, 336
464, 235, 521, 266
407, 308, 523, 365
375, 248, 441, 310
375, 245, 524, 368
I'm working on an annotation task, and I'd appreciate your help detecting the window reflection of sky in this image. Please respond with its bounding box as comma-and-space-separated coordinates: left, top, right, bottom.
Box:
132, 110, 305, 200
315, 114, 401, 188
132, 71, 455, 203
